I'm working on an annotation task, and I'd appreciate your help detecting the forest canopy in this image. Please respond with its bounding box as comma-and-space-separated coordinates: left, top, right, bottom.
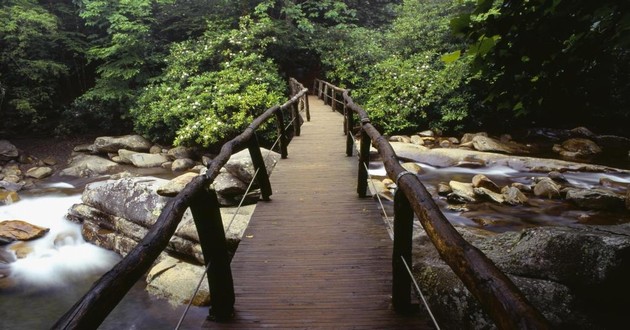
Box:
1, 0, 627, 145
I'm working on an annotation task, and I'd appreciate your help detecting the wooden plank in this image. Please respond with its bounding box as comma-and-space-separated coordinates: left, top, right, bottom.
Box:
204, 96, 433, 329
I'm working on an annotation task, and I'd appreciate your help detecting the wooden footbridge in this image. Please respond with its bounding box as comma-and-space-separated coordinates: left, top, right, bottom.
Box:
53, 79, 549, 329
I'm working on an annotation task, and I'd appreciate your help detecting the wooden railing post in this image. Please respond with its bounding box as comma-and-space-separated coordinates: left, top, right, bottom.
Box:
357, 128, 370, 197
324, 84, 329, 105
275, 108, 288, 159
247, 132, 272, 200
292, 101, 301, 137
345, 106, 354, 157
392, 189, 414, 314
190, 188, 235, 321
331, 90, 337, 112
304, 93, 311, 122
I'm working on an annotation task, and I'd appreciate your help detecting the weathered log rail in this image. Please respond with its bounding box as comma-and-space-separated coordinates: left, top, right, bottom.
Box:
313, 78, 550, 330
53, 78, 309, 330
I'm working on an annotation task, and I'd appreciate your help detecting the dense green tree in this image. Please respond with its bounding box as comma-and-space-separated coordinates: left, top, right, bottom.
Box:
453, 0, 630, 132
0, 0, 80, 132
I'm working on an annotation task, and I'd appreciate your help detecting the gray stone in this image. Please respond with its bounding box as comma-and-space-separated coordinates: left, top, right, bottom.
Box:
565, 188, 625, 210
0, 180, 25, 192
73, 144, 96, 153
389, 135, 411, 143
212, 172, 247, 196
471, 174, 500, 193
3, 175, 20, 183
157, 172, 198, 197
473, 187, 505, 204
60, 154, 121, 177
0, 140, 18, 161
93, 135, 152, 153
553, 138, 602, 158
627, 188, 630, 211
81, 177, 169, 227
388, 142, 429, 162
533, 178, 561, 199
129, 153, 169, 168
25, 166, 53, 179
417, 130, 435, 137
548, 171, 568, 183
117, 149, 137, 164
448, 181, 476, 203
472, 135, 529, 154
502, 186, 529, 205
460, 132, 488, 144
410, 135, 424, 146
149, 145, 162, 154
171, 158, 195, 172
167, 146, 195, 160
146, 256, 210, 306
437, 182, 452, 196
224, 148, 280, 184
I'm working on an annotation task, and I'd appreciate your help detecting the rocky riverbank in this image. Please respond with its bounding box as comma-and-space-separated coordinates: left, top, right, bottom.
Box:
2, 127, 629, 325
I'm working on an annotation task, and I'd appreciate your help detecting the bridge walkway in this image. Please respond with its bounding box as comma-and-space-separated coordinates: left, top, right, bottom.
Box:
212, 96, 432, 329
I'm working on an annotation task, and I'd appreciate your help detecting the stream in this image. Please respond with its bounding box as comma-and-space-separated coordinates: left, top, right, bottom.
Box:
0, 177, 208, 329
1, 156, 629, 328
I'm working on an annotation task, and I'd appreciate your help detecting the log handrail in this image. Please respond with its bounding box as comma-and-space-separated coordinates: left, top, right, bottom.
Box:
314, 78, 550, 330
53, 80, 309, 329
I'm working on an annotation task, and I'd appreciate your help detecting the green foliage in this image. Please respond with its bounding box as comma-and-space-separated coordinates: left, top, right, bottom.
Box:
131, 17, 285, 146
455, 0, 630, 131
356, 52, 472, 134
0, 0, 71, 130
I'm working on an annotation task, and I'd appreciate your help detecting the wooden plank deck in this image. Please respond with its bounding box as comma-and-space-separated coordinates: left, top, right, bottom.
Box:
213, 96, 432, 329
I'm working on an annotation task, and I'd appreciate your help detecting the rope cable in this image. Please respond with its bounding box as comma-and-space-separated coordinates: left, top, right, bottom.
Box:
353, 131, 440, 329
176, 107, 299, 328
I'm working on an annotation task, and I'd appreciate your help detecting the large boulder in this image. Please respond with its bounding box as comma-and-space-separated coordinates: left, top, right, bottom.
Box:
533, 178, 561, 199
553, 138, 602, 159
129, 153, 169, 168
0, 140, 18, 161
223, 148, 281, 184
167, 146, 195, 160
565, 188, 625, 210
60, 154, 121, 177
146, 256, 210, 306
171, 158, 195, 172
471, 135, 529, 154
25, 166, 53, 179
413, 224, 630, 328
93, 135, 152, 153
157, 172, 198, 197
0, 220, 49, 242
388, 142, 429, 162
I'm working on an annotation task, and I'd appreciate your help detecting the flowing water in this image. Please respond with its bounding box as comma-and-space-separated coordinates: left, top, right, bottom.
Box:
370, 161, 630, 233
0, 178, 208, 329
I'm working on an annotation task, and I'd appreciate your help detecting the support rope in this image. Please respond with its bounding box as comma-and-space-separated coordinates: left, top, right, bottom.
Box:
176, 106, 300, 329
349, 130, 440, 330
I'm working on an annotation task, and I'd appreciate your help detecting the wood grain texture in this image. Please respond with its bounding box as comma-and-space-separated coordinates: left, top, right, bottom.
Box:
209, 96, 432, 329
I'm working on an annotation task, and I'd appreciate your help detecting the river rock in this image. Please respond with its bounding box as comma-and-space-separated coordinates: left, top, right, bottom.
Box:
471, 174, 500, 193
533, 178, 561, 199
473, 187, 505, 204
25, 167, 53, 179
8, 242, 33, 258
0, 191, 20, 205
93, 135, 152, 153
401, 162, 423, 175
129, 153, 169, 168
627, 188, 630, 211
553, 138, 602, 159
471, 135, 529, 154
171, 158, 195, 172
388, 142, 429, 162
157, 172, 198, 197
502, 186, 529, 205
0, 140, 18, 161
212, 172, 248, 196
0, 180, 25, 192
223, 148, 280, 184
448, 181, 476, 203
115, 149, 137, 164
460, 132, 487, 144
61, 154, 121, 177
548, 171, 568, 183
437, 182, 452, 196
565, 188, 625, 210
146, 256, 210, 306
389, 135, 411, 143
167, 146, 195, 160
0, 220, 49, 242
367, 179, 393, 201
410, 135, 424, 145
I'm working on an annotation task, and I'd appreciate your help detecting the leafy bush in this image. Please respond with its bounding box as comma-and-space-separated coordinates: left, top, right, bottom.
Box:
131, 17, 285, 147
355, 52, 472, 135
